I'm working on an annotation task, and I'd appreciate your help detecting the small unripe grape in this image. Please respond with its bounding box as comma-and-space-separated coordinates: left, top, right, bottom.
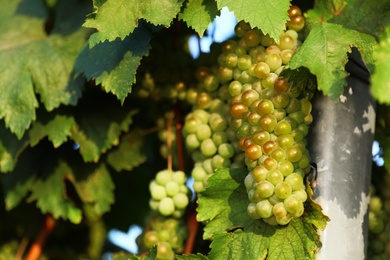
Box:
237, 122, 252, 138
272, 92, 290, 109
196, 124, 212, 141
287, 14, 305, 32
265, 53, 283, 72
266, 45, 281, 55
274, 77, 290, 92
218, 66, 233, 82
156, 170, 172, 186
247, 202, 261, 219
280, 49, 294, 64
284, 196, 304, 216
212, 132, 228, 146
228, 80, 243, 96
272, 202, 287, 218
159, 197, 175, 216
192, 165, 207, 181
285, 173, 304, 191
224, 52, 238, 68
262, 157, 278, 170
292, 189, 308, 202
230, 102, 249, 119
262, 140, 278, 155
268, 193, 283, 206
266, 169, 284, 185
234, 21, 251, 38
192, 109, 210, 124
247, 111, 262, 125
278, 34, 296, 50
278, 160, 294, 176
204, 74, 219, 92
173, 193, 189, 209
286, 145, 303, 162
248, 188, 263, 203
237, 55, 253, 70
285, 98, 301, 113
143, 231, 159, 248
184, 116, 201, 134
252, 130, 271, 145
157, 242, 175, 260
218, 143, 235, 159
151, 185, 167, 200
254, 62, 270, 79
274, 121, 292, 135
244, 173, 255, 191
166, 181, 180, 197
244, 29, 262, 47
256, 199, 273, 218
209, 113, 228, 132
252, 165, 269, 181
222, 39, 238, 53
211, 154, 231, 169
197, 92, 212, 109
270, 148, 286, 162
274, 182, 292, 199
259, 114, 277, 132
246, 144, 263, 160
261, 73, 278, 89
261, 34, 275, 47
172, 171, 186, 185
257, 99, 275, 115
276, 214, 293, 225
200, 139, 218, 157
254, 180, 275, 198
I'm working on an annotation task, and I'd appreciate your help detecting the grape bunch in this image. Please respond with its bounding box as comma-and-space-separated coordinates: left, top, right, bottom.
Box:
219, 6, 312, 225
138, 216, 188, 260
183, 65, 245, 192
149, 169, 191, 218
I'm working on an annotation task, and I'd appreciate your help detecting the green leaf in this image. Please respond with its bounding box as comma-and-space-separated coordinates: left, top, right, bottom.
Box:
0, 0, 88, 138
176, 253, 209, 259
84, 0, 184, 46
27, 160, 82, 224
371, 25, 390, 104
179, 0, 219, 37
306, 0, 390, 39
2, 148, 37, 210
216, 0, 290, 41
73, 163, 115, 215
29, 111, 76, 148
198, 168, 324, 259
288, 22, 376, 99
70, 99, 137, 162
107, 130, 146, 172
75, 23, 156, 103
0, 122, 30, 173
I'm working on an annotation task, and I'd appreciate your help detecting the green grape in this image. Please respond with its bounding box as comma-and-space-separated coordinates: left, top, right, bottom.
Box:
280, 49, 294, 64
184, 116, 201, 134
292, 189, 308, 202
247, 202, 261, 219
259, 114, 277, 132
274, 120, 292, 135
285, 173, 304, 191
247, 111, 262, 125
212, 132, 229, 146
270, 148, 286, 162
211, 154, 231, 169
191, 164, 207, 181
165, 181, 180, 197
257, 99, 275, 115
278, 34, 296, 51
218, 143, 235, 159
286, 145, 303, 162
156, 170, 172, 186
262, 156, 278, 171
266, 169, 284, 185
256, 199, 273, 218
252, 130, 271, 145
209, 113, 228, 132
265, 53, 283, 72
204, 74, 219, 92
228, 80, 243, 96
272, 92, 290, 109
242, 89, 260, 107
272, 202, 287, 218
261, 73, 278, 89
156, 242, 175, 260
252, 165, 269, 182
172, 171, 186, 185
200, 139, 218, 157
196, 124, 212, 141
278, 160, 294, 176
274, 182, 292, 199
144, 231, 159, 248
245, 144, 263, 160
254, 180, 275, 198
158, 197, 175, 216
173, 193, 189, 209
151, 185, 167, 200
284, 196, 304, 217
185, 134, 200, 150
262, 140, 278, 155
244, 29, 262, 47
244, 173, 255, 191
253, 62, 271, 79
192, 109, 210, 124
237, 55, 253, 71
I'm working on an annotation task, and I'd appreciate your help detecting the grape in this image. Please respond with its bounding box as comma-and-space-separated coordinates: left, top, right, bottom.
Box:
284, 196, 304, 216
285, 173, 304, 191
254, 180, 274, 198
230, 102, 249, 119
252, 165, 269, 182
200, 139, 218, 157
196, 124, 212, 141
253, 62, 271, 79
143, 231, 159, 248
173, 193, 189, 209
165, 181, 180, 197
266, 169, 284, 185
209, 113, 228, 132
272, 202, 287, 218
156, 170, 172, 186
159, 197, 175, 216
274, 182, 292, 199
151, 185, 167, 201
186, 134, 200, 150
265, 53, 283, 72
245, 144, 263, 160
256, 199, 273, 218
218, 143, 235, 159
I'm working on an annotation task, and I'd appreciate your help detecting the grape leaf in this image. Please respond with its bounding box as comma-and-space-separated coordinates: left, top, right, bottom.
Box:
176, 253, 209, 259
75, 22, 157, 103
84, 0, 184, 46
27, 160, 82, 224
1, 147, 37, 210
107, 130, 146, 172
29, 111, 76, 148
306, 0, 390, 39
0, 0, 88, 138
179, 0, 219, 37
371, 25, 390, 105
288, 22, 376, 100
72, 163, 114, 215
197, 168, 324, 259
0, 122, 30, 173
216, 0, 290, 42
70, 94, 138, 162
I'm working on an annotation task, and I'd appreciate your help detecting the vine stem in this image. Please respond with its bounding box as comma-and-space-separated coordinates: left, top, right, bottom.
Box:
166, 111, 175, 172
25, 214, 56, 260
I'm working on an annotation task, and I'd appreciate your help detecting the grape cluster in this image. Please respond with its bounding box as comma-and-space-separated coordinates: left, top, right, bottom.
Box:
219, 6, 312, 225
149, 169, 191, 218
183, 65, 245, 192
138, 216, 188, 260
